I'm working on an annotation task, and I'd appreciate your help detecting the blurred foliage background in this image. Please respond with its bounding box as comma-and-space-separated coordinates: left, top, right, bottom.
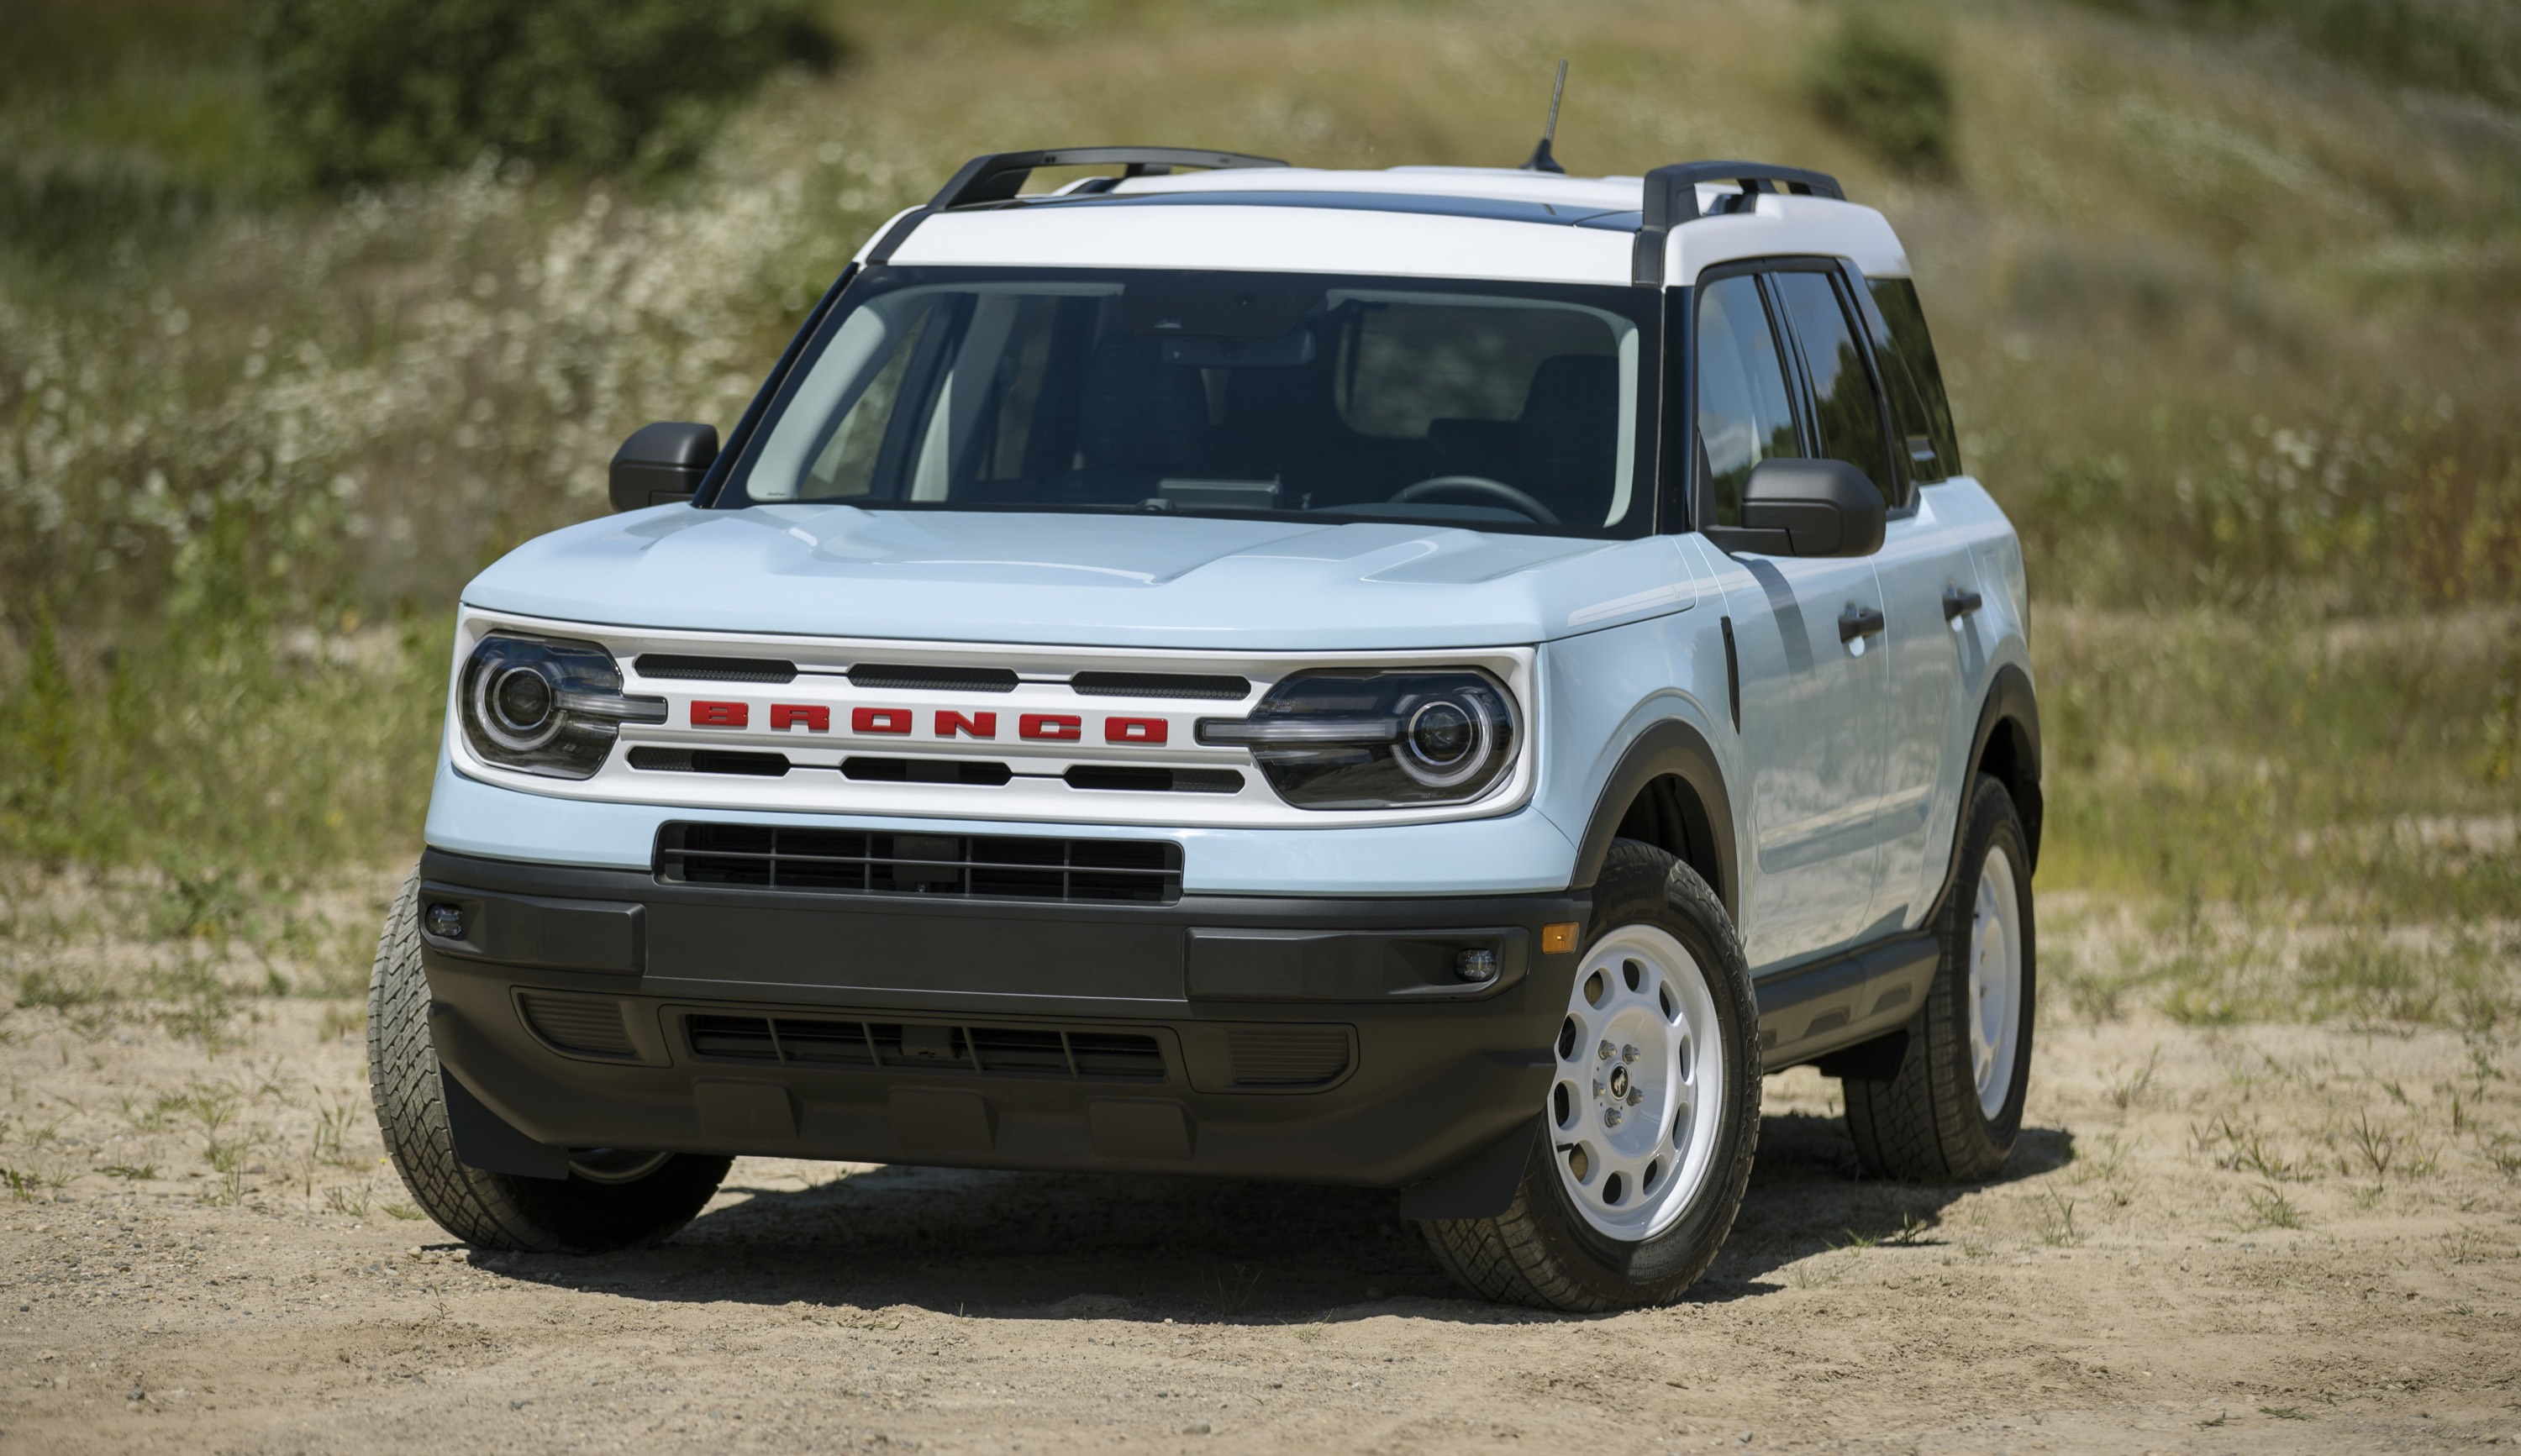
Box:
0, 0, 2515, 1021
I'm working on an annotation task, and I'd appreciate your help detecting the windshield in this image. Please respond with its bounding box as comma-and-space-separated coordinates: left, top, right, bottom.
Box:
724, 267, 1654, 536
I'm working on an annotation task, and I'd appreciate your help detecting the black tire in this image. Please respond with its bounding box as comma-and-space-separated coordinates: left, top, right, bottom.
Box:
368, 869, 731, 1254
1415, 840, 1761, 1311
1843, 774, 2036, 1182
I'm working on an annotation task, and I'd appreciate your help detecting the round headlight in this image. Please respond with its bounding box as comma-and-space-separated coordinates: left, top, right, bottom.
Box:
456, 633, 666, 780
493, 667, 555, 731
474, 662, 563, 752
1401, 697, 1486, 786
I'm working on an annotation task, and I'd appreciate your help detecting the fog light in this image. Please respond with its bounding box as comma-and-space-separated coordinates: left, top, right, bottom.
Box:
1455, 948, 1500, 984
424, 903, 466, 940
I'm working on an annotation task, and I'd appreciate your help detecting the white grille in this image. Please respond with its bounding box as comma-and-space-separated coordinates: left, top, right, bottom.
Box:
449, 608, 1537, 829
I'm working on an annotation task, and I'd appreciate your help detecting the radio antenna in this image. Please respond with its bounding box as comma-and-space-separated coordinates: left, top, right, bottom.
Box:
1521, 59, 1569, 174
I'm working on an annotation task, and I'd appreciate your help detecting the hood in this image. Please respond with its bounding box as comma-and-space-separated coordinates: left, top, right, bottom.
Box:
461, 505, 1698, 649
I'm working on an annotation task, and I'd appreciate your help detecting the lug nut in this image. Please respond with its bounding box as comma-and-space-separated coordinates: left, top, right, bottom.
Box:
1597, 1041, 1614, 1062
1604, 1107, 1624, 1127
1620, 1043, 1639, 1064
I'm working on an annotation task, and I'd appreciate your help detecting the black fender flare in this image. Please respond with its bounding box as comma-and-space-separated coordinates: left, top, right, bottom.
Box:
1567, 717, 1738, 919
1969, 663, 2043, 867
1914, 662, 2044, 928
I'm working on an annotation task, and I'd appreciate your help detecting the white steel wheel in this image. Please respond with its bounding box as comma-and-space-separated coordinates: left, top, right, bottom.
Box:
1548, 922, 1725, 1241
1966, 843, 2024, 1119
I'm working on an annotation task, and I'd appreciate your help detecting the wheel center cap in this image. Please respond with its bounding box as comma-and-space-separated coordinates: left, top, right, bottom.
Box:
1607, 1066, 1631, 1100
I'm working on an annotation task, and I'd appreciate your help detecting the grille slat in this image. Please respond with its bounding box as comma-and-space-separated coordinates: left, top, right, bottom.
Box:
683, 1013, 1162, 1081
635, 654, 799, 683
1064, 765, 1244, 795
1069, 670, 1251, 700
658, 823, 1182, 904
842, 757, 1014, 786
629, 747, 792, 776
850, 664, 1020, 693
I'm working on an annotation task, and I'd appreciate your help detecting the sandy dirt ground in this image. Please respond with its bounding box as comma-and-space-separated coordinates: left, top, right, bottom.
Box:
2, 880, 2517, 1453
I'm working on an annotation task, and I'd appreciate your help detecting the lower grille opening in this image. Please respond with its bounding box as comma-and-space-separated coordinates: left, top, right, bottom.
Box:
681, 1012, 1163, 1080
519, 994, 639, 1059
657, 823, 1182, 904
687, 1013, 779, 1060
1065, 765, 1244, 795
628, 747, 792, 776
842, 756, 1013, 786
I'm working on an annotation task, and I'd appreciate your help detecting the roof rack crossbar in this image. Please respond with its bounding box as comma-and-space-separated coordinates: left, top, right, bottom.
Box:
929, 147, 1289, 211
868, 146, 1288, 265
1631, 160, 1848, 286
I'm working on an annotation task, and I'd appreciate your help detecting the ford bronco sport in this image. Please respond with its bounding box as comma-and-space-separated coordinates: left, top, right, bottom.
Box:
371, 147, 2041, 1311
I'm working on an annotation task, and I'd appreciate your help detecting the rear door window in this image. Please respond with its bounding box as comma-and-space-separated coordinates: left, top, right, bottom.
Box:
1863, 276, 1962, 485
1692, 275, 1799, 528
1769, 270, 1899, 508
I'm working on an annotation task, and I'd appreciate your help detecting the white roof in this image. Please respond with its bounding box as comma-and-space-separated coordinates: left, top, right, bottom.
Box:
866, 164, 1910, 286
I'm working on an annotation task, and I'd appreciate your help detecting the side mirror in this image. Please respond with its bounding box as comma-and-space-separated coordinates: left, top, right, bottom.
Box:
608, 422, 719, 512
1708, 458, 1887, 558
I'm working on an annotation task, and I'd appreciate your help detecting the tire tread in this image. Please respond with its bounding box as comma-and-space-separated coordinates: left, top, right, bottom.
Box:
1843, 775, 2034, 1182
367, 870, 726, 1253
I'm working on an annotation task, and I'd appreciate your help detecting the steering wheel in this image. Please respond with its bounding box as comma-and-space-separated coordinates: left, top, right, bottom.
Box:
1391, 475, 1561, 525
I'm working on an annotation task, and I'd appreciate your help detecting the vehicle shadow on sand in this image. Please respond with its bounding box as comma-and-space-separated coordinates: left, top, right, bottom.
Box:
466, 1110, 2072, 1324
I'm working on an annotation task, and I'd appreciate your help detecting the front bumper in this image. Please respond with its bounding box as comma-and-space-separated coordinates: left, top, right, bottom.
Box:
418, 848, 1587, 1188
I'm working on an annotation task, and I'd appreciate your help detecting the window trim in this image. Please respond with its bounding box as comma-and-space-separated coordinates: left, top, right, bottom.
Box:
1756, 259, 1913, 520
1676, 256, 1914, 536
1846, 267, 1961, 491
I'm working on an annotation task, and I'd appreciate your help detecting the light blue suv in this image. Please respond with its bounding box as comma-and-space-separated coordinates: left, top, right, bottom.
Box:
370, 148, 2041, 1311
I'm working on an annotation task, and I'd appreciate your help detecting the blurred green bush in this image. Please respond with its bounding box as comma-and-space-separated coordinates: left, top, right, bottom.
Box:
2072, 0, 2519, 107
254, 0, 841, 186
1804, 12, 1954, 175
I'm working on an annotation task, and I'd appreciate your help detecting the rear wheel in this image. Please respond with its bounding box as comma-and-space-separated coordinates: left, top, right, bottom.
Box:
1417, 840, 1760, 1310
368, 870, 730, 1253
1842, 775, 2036, 1181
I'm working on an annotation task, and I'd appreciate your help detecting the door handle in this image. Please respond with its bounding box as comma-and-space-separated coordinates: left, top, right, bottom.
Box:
1838, 604, 1887, 644
1942, 585, 1984, 623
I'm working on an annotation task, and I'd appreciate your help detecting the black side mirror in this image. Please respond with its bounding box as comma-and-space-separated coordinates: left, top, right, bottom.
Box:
1706, 458, 1887, 558
608, 422, 719, 512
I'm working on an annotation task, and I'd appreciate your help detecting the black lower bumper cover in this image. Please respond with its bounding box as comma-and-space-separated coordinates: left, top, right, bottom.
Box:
415, 849, 1587, 1216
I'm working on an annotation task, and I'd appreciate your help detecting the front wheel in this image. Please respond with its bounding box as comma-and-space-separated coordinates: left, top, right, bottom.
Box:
368, 870, 731, 1254
1417, 840, 1761, 1311
1841, 774, 2036, 1181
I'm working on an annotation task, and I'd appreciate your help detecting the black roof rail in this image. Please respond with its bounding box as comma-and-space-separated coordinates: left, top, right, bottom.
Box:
1632, 160, 1848, 286
868, 147, 1289, 264
929, 147, 1288, 210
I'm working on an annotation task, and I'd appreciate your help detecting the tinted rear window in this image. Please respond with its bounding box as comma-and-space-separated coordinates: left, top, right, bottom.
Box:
1864, 276, 1962, 485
